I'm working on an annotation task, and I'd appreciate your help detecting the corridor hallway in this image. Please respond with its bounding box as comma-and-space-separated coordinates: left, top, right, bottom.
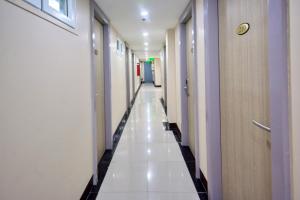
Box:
96, 84, 200, 200
1, 0, 297, 199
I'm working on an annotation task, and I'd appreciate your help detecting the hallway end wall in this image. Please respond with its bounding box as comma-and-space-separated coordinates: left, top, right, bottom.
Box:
289, 0, 300, 199
0, 0, 93, 199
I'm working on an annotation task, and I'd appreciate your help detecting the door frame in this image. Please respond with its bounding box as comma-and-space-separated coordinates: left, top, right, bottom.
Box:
90, 0, 113, 185
125, 45, 130, 108
203, 0, 291, 199
179, 0, 201, 179
268, 1, 290, 199
131, 53, 136, 96
163, 45, 168, 113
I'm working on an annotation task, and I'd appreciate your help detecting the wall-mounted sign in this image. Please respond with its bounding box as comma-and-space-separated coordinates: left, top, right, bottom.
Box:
116, 39, 125, 55
148, 57, 155, 62
236, 23, 250, 35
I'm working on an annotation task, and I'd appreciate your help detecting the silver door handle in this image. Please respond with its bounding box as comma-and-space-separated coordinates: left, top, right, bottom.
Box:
184, 86, 189, 96
252, 120, 271, 132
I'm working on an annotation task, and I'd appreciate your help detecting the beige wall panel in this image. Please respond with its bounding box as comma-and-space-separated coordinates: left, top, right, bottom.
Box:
128, 49, 134, 101
110, 28, 127, 134
219, 0, 271, 199
0, 0, 93, 199
166, 29, 178, 123
175, 25, 182, 131
196, 0, 208, 178
160, 49, 166, 101
154, 58, 162, 86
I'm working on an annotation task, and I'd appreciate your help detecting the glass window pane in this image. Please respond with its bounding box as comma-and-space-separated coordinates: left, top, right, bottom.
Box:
48, 0, 67, 15
42, 0, 75, 28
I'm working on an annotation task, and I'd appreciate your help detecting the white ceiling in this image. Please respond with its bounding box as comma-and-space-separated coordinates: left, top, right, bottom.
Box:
95, 0, 190, 59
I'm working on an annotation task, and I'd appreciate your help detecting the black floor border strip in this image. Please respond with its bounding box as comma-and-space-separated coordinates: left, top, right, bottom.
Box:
81, 83, 143, 200
165, 122, 208, 200
160, 97, 167, 114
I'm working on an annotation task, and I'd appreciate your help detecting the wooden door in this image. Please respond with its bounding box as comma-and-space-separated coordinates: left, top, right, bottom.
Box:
219, 0, 271, 199
186, 18, 195, 155
94, 19, 105, 162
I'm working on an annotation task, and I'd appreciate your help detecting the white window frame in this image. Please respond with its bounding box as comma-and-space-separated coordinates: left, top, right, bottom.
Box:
25, 0, 41, 8
24, 0, 76, 28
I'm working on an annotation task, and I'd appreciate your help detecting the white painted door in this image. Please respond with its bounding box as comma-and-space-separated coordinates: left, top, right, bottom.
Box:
186, 18, 195, 155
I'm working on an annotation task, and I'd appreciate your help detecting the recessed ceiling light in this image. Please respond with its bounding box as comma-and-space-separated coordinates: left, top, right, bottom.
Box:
141, 11, 149, 17
143, 32, 149, 37
144, 42, 149, 46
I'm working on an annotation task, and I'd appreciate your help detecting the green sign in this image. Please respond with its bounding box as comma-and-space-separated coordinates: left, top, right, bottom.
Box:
149, 57, 155, 62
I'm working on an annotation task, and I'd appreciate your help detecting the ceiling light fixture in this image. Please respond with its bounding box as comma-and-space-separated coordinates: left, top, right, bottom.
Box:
144, 42, 149, 46
143, 32, 149, 37
141, 10, 149, 17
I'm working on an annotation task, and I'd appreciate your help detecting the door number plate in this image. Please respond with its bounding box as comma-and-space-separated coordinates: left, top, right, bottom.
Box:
236, 23, 250, 35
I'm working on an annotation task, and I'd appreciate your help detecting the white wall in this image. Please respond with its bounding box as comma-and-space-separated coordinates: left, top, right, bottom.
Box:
0, 0, 93, 199
289, 1, 300, 199
110, 27, 127, 133
140, 61, 145, 82
128, 49, 133, 101
166, 29, 178, 123
196, 0, 208, 179
160, 49, 166, 100
127, 50, 140, 101
174, 25, 182, 130
154, 58, 162, 86
170, 2, 208, 178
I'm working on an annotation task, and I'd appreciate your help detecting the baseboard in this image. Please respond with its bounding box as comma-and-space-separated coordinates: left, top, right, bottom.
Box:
130, 82, 142, 106
164, 122, 208, 198
160, 98, 167, 114
81, 82, 143, 200
200, 169, 208, 191
154, 84, 161, 87
80, 177, 93, 200
168, 123, 181, 142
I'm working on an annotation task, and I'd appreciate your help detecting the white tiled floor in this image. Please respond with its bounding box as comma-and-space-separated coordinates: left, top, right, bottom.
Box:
96, 84, 199, 200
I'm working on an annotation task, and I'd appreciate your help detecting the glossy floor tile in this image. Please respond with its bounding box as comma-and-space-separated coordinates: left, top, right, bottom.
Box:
97, 84, 199, 200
